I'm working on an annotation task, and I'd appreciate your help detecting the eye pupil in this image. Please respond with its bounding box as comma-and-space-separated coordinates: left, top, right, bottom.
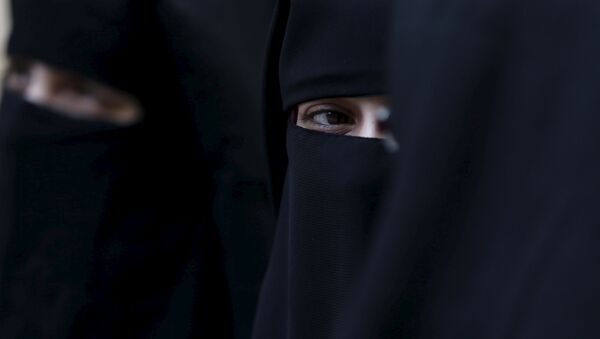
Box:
316, 111, 352, 125
326, 112, 339, 124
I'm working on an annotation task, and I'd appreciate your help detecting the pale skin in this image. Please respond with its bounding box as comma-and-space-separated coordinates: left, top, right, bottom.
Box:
5, 58, 142, 126
295, 96, 390, 139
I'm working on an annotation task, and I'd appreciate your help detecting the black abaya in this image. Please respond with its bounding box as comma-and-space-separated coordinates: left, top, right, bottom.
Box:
337, 1, 600, 338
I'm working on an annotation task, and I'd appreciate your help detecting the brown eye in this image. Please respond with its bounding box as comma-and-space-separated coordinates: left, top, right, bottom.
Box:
311, 110, 354, 126
296, 102, 357, 135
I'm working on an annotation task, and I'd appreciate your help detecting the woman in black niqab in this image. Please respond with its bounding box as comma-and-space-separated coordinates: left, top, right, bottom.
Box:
253, 0, 392, 338
0, 1, 230, 338
336, 0, 600, 338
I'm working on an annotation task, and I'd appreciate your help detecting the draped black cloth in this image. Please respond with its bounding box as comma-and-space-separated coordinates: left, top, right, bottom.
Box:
157, 1, 276, 336
253, 125, 391, 339
336, 0, 600, 338
253, 0, 392, 338
1, 1, 230, 337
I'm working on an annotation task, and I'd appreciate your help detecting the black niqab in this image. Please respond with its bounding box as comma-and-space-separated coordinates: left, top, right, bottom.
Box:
0, 1, 225, 337
253, 0, 392, 338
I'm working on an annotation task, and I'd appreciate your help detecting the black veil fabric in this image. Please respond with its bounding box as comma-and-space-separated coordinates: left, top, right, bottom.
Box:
277, 0, 389, 112
254, 125, 392, 339
0, 1, 229, 337
8, 0, 140, 94
336, 0, 600, 338
263, 0, 391, 207
253, 0, 392, 338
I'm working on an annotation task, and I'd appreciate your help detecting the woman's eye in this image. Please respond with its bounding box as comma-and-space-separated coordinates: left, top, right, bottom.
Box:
311, 110, 354, 126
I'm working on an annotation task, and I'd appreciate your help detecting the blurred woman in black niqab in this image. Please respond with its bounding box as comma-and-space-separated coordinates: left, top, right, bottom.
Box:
252, 0, 392, 338
335, 0, 600, 338
0, 1, 231, 338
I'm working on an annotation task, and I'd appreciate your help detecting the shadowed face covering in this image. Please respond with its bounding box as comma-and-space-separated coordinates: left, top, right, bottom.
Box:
252, 0, 392, 338
0, 1, 221, 338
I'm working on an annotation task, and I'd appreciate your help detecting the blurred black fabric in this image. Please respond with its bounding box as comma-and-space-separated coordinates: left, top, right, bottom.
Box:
3, 1, 221, 338
252, 0, 392, 338
156, 1, 275, 337
1, 0, 274, 338
336, 0, 600, 338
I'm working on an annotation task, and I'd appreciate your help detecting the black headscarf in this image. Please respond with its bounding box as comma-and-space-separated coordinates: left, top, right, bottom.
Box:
0, 1, 228, 337
8, 0, 141, 94
336, 0, 600, 338
253, 0, 392, 338
264, 0, 391, 205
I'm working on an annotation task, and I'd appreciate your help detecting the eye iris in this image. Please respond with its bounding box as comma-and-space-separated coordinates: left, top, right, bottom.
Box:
314, 111, 352, 125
